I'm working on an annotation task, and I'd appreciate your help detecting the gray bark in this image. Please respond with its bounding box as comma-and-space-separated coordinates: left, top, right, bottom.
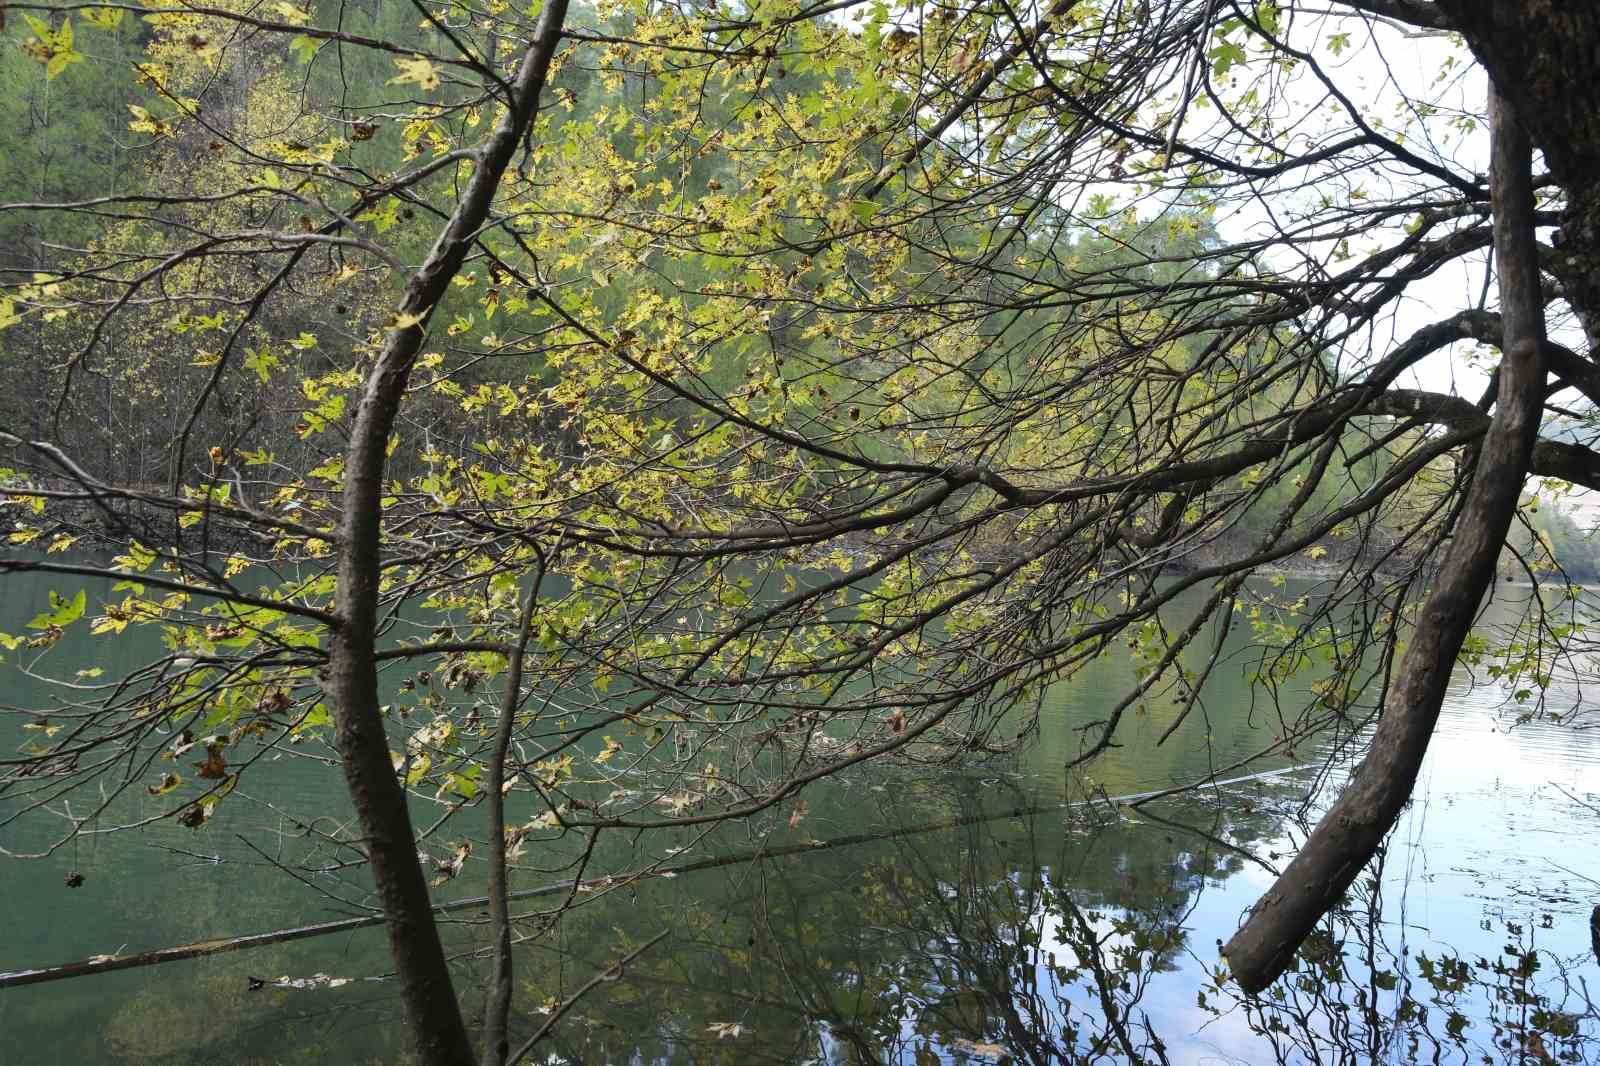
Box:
1222, 83, 1547, 995
323, 5, 571, 1063
481, 569, 543, 1066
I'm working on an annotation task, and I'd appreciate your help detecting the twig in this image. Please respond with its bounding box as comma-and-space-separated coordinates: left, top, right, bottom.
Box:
504, 929, 670, 1066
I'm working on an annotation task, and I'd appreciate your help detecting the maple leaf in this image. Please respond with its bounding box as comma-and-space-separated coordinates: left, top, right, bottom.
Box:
79, 7, 125, 29
655, 792, 697, 815
127, 105, 173, 138
22, 15, 84, 79
389, 54, 442, 92
195, 743, 228, 779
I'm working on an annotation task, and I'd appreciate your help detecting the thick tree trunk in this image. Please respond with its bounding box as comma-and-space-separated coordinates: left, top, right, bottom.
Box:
1222, 84, 1547, 994
323, 7, 571, 1064
1428, 3, 1600, 354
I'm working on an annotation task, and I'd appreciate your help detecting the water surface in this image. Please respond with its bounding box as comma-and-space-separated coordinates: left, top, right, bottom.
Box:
1, 568, 1596, 1064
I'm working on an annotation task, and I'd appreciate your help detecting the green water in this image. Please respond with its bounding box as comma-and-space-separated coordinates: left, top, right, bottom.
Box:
1, 565, 1597, 1064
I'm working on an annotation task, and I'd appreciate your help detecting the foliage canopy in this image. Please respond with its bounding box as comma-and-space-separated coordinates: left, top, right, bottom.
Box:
3, 0, 1599, 1060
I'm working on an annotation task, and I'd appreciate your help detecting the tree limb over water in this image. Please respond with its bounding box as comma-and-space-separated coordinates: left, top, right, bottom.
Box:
4, 0, 1600, 1058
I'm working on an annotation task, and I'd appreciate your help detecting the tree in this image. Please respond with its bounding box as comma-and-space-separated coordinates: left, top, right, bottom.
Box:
4, 0, 1600, 1061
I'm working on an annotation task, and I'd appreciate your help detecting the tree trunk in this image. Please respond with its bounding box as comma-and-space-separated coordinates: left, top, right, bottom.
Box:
1222, 83, 1547, 994
323, 6, 571, 1063
482, 574, 542, 1066
1429, 3, 1600, 354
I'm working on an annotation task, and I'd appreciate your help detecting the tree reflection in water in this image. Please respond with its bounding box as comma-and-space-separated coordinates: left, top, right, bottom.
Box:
496, 767, 1598, 1066
9, 759, 1590, 1065
1203, 853, 1600, 1066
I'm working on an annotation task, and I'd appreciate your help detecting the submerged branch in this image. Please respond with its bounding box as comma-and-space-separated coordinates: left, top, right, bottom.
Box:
0, 762, 1313, 990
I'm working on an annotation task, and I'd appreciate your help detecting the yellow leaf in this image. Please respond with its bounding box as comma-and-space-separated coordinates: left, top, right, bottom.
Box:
80, 7, 125, 29
23, 16, 84, 79
951, 1040, 1007, 1061
128, 104, 173, 137
147, 772, 183, 796
133, 62, 169, 90
389, 54, 442, 92
271, 1, 310, 25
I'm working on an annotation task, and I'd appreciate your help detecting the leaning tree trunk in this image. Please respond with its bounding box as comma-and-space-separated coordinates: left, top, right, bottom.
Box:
1426, 3, 1600, 357
323, 5, 571, 1064
1222, 84, 1547, 994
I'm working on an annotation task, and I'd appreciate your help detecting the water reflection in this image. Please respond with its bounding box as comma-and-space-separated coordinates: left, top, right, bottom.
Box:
2, 731, 1596, 1064
504, 771, 1229, 1065
2, 569, 1598, 1063
500, 761, 1598, 1065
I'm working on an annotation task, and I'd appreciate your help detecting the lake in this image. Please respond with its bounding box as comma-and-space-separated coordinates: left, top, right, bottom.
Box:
1, 565, 1597, 1064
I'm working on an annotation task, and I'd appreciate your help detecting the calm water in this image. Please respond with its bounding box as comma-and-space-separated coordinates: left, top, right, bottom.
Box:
1, 566, 1596, 1064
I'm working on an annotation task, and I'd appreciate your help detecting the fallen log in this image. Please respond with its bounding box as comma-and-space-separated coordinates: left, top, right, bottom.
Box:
1, 762, 1310, 989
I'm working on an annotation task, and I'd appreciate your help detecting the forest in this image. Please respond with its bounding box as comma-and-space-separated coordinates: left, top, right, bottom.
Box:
3, 1, 1600, 1064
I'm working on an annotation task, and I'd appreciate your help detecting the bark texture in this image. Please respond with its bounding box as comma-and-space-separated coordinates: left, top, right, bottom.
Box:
481, 574, 542, 1066
1430, 2, 1600, 352
1222, 84, 1547, 994
323, 6, 571, 1064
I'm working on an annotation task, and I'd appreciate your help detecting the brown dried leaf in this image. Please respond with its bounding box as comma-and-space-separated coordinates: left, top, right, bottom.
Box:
195, 743, 228, 779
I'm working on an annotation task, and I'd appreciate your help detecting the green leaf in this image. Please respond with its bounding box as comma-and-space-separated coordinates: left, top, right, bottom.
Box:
22, 15, 85, 80
28, 589, 87, 630
289, 34, 321, 64
1209, 39, 1247, 77
359, 199, 400, 233
244, 346, 281, 383
298, 703, 333, 731
1254, 0, 1280, 34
